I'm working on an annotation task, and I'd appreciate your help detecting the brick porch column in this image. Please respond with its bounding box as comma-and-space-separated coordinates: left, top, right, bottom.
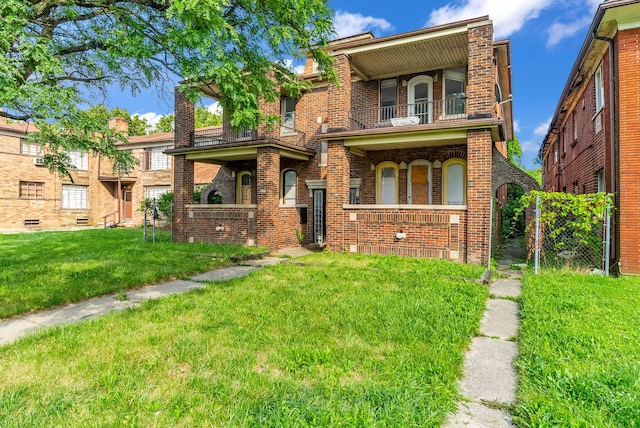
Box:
467, 21, 495, 117
327, 54, 351, 131
326, 140, 350, 252
256, 146, 280, 249
467, 129, 493, 265
173, 87, 195, 242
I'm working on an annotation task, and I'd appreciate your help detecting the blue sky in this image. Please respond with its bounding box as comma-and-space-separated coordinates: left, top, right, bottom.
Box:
102, 0, 603, 169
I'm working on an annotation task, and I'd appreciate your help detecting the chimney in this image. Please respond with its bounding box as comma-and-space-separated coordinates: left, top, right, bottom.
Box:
108, 117, 129, 136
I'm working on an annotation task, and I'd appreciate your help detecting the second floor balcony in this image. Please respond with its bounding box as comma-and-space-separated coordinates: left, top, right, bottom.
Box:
349, 97, 467, 131
190, 124, 306, 149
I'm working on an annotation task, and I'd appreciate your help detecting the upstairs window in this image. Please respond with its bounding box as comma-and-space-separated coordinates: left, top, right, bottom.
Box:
595, 63, 605, 112
281, 96, 297, 132
67, 150, 88, 171
444, 69, 466, 116
380, 78, 397, 120
146, 145, 172, 170
20, 139, 42, 156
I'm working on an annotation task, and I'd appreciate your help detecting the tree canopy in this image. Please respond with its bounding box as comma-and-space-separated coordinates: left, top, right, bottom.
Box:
1, 0, 336, 177
153, 105, 222, 133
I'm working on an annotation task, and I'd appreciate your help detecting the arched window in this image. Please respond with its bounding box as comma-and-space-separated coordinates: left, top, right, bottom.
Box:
408, 76, 433, 124
236, 171, 252, 205
408, 160, 432, 205
442, 159, 467, 205
282, 169, 297, 205
376, 162, 399, 204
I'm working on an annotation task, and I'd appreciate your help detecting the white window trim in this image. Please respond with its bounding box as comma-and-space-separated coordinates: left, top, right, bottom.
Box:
281, 96, 297, 136
62, 184, 88, 209
376, 161, 399, 205
144, 185, 171, 200
595, 63, 605, 113
407, 76, 433, 124
442, 68, 466, 119
442, 158, 467, 205
67, 150, 88, 171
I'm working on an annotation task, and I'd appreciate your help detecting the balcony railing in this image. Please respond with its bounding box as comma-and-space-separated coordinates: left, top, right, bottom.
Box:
190, 125, 306, 148
349, 98, 467, 131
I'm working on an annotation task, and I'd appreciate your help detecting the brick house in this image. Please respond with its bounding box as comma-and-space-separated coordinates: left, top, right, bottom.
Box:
0, 117, 217, 231
170, 16, 528, 265
539, 0, 640, 273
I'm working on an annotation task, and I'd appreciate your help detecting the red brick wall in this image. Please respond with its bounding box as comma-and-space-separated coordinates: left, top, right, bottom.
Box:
172, 87, 195, 242
185, 205, 256, 245
326, 140, 350, 251
467, 22, 496, 117
327, 55, 351, 131
467, 129, 492, 265
343, 207, 467, 261
617, 27, 640, 273
256, 146, 280, 247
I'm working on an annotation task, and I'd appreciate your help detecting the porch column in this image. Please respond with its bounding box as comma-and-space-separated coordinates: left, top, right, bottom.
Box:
256, 146, 280, 248
467, 129, 493, 265
327, 54, 351, 131
326, 140, 350, 251
173, 87, 195, 242
467, 21, 495, 117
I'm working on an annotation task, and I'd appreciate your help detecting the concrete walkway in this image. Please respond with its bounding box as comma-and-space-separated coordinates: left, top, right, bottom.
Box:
0, 247, 315, 347
445, 248, 524, 427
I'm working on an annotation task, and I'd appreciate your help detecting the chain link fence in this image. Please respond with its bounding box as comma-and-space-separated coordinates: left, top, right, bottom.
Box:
525, 193, 612, 275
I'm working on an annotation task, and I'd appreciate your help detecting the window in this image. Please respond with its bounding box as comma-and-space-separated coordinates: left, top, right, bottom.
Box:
561, 129, 566, 154
380, 78, 397, 120
236, 171, 252, 204
20, 139, 42, 156
376, 162, 398, 204
443, 158, 466, 205
146, 145, 172, 170
444, 68, 466, 116
66, 150, 88, 171
62, 184, 88, 209
573, 112, 578, 142
282, 96, 296, 132
282, 169, 297, 205
319, 141, 328, 167
408, 76, 433, 124
144, 185, 170, 200
595, 63, 605, 112
349, 188, 357, 204
19, 181, 44, 199
597, 170, 606, 193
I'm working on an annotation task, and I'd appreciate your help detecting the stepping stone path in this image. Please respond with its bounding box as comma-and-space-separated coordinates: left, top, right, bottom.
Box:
445, 266, 523, 427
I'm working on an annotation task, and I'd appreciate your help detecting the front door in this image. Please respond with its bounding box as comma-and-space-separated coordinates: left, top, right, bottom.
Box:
410, 164, 430, 205
123, 189, 133, 221
313, 189, 326, 245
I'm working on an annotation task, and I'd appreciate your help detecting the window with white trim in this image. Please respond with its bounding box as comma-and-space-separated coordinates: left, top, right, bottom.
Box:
597, 170, 605, 193
319, 141, 328, 167
281, 96, 296, 132
146, 146, 172, 170
67, 150, 88, 170
20, 139, 42, 156
282, 169, 297, 205
62, 184, 88, 209
144, 185, 170, 200
19, 181, 44, 199
595, 63, 605, 112
380, 78, 398, 120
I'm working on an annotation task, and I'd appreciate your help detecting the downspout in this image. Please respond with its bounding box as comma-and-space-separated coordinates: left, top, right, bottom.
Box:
593, 31, 617, 267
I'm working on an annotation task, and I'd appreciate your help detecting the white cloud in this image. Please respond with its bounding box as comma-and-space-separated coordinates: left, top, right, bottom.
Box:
137, 112, 163, 129
534, 117, 552, 136
206, 101, 223, 115
520, 139, 540, 154
333, 11, 393, 39
427, 0, 553, 39
513, 119, 521, 133
546, 16, 591, 47
284, 59, 306, 75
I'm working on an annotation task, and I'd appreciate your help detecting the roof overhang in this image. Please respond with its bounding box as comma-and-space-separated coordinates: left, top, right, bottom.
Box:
165, 139, 315, 163
331, 18, 490, 80
322, 118, 504, 152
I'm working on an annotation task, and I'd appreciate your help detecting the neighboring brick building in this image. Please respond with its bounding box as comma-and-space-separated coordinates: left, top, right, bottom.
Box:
540, 0, 640, 273
170, 16, 530, 266
0, 117, 218, 231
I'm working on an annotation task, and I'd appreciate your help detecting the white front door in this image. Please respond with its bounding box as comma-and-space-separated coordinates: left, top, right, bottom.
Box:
408, 76, 433, 124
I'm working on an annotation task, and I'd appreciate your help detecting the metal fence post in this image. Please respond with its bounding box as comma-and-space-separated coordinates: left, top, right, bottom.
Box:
605, 202, 611, 276
488, 197, 493, 271
534, 193, 541, 274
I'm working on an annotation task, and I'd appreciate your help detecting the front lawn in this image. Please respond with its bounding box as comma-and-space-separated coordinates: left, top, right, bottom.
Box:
515, 271, 640, 426
0, 228, 262, 319
0, 253, 487, 426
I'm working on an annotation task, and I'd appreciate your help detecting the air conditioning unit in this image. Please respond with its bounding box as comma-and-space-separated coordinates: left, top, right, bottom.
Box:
33, 157, 45, 166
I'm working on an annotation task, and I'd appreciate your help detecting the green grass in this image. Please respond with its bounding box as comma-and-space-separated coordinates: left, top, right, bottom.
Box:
0, 253, 487, 427
0, 228, 262, 319
514, 271, 640, 427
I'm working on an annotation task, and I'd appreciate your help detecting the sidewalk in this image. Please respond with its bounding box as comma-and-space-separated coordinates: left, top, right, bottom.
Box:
0, 247, 314, 347
445, 240, 525, 428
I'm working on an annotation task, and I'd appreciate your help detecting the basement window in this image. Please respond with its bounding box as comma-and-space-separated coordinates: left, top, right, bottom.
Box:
24, 219, 40, 226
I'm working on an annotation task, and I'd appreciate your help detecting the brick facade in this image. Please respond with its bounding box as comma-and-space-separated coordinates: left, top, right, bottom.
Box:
540, 2, 640, 273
